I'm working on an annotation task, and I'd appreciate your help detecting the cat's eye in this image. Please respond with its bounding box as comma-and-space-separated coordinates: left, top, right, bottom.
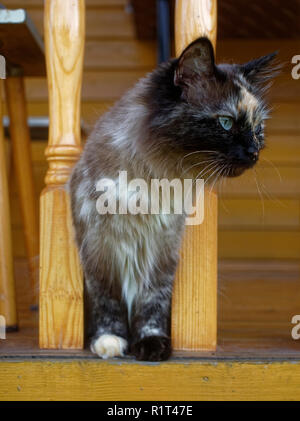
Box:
218, 116, 233, 131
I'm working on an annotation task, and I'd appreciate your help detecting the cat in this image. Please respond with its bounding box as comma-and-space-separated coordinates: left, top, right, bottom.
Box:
69, 37, 279, 361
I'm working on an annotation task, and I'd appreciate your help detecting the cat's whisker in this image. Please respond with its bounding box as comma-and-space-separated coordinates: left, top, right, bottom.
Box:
253, 167, 265, 220
181, 159, 216, 177
179, 150, 219, 169
204, 164, 223, 187
209, 164, 224, 194
218, 166, 230, 213
261, 157, 282, 183
194, 161, 220, 184
254, 166, 283, 206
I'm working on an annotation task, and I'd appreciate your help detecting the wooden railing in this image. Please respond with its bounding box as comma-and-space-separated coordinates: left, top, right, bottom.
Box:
39, 0, 218, 353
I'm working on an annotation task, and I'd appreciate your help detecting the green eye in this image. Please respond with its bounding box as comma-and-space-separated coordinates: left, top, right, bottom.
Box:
218, 116, 233, 131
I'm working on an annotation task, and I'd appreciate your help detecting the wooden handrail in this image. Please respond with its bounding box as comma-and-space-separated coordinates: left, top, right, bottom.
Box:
171, 0, 218, 351
39, 0, 85, 349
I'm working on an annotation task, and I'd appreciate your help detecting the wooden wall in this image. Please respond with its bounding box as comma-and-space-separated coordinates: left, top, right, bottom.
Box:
3, 0, 300, 260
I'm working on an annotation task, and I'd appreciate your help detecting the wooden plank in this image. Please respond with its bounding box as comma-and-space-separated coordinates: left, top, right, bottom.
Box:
25, 72, 148, 101
219, 231, 300, 259
84, 40, 156, 69
172, 0, 217, 352
219, 199, 300, 229
27, 8, 135, 39
263, 134, 300, 164
0, 8, 45, 76
3, 101, 113, 120
217, 40, 300, 64
220, 166, 300, 198
1, 359, 300, 401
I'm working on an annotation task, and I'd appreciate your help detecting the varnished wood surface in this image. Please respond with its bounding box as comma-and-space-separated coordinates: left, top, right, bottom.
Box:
1, 258, 300, 359
0, 8, 45, 77
0, 80, 17, 328
5, 76, 39, 306
172, 0, 218, 351
39, 0, 85, 349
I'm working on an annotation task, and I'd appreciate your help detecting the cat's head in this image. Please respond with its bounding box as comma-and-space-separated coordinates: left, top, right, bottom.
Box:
148, 37, 280, 178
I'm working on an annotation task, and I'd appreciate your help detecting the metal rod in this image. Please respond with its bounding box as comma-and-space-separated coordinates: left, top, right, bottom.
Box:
156, 0, 170, 64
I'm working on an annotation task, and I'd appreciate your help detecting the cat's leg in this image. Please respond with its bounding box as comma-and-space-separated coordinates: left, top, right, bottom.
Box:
130, 282, 173, 361
85, 278, 129, 359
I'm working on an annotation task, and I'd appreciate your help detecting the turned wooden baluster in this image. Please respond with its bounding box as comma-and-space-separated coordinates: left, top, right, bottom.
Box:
172, 0, 218, 351
39, 0, 85, 349
0, 79, 17, 331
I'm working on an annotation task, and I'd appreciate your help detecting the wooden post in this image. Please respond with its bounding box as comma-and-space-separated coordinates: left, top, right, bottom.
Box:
171, 0, 218, 351
5, 74, 39, 308
39, 0, 85, 349
0, 79, 17, 331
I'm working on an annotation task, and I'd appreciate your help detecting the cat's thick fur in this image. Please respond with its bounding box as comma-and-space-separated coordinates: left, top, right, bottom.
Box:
69, 37, 278, 361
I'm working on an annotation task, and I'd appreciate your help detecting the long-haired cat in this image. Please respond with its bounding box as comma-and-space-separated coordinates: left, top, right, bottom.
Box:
69, 37, 278, 361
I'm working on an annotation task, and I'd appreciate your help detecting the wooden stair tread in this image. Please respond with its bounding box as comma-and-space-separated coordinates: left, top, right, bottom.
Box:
0, 258, 299, 359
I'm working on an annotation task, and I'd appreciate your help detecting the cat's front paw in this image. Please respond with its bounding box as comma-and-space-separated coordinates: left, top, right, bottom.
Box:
131, 336, 171, 361
91, 334, 128, 359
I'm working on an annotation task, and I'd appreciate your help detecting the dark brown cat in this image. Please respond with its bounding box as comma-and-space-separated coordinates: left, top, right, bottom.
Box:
69, 37, 279, 361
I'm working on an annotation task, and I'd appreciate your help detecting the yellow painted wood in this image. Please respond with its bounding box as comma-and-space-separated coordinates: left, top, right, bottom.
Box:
219, 199, 300, 228
221, 166, 300, 197
219, 231, 300, 259
84, 40, 156, 69
1, 359, 300, 401
5, 76, 39, 306
171, 0, 218, 351
0, 80, 17, 329
39, 0, 85, 349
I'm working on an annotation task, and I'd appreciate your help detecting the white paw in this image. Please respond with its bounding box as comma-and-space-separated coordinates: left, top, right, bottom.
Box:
90, 334, 128, 359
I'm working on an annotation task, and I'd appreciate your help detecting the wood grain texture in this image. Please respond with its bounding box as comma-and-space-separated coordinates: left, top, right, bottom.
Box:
0, 80, 17, 329
175, 0, 217, 54
39, 0, 85, 349
1, 359, 300, 401
5, 76, 39, 307
39, 188, 83, 348
172, 0, 218, 351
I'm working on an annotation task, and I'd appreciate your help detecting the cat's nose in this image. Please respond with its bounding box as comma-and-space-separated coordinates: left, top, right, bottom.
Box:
246, 146, 258, 162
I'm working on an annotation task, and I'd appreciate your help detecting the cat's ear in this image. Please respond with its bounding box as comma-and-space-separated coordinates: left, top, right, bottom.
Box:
174, 37, 216, 87
240, 52, 280, 87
